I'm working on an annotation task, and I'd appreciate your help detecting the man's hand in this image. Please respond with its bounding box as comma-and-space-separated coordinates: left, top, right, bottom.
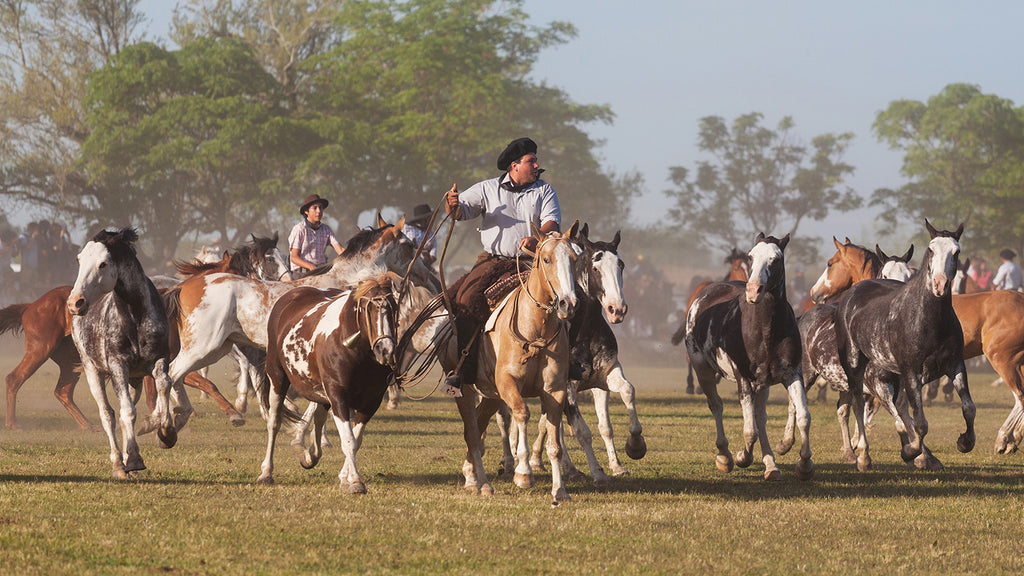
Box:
518, 236, 538, 253
445, 183, 460, 218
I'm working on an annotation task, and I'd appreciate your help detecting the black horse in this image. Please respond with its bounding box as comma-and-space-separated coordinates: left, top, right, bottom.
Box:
684, 233, 813, 481
832, 221, 975, 469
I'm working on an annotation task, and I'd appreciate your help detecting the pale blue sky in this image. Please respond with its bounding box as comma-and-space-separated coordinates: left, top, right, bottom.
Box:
137, 1, 1024, 245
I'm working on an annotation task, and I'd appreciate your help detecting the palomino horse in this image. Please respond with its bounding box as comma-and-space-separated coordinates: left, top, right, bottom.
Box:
670, 247, 750, 395
163, 218, 425, 428
684, 233, 813, 481
444, 226, 578, 503
779, 243, 914, 470
257, 274, 400, 492
524, 224, 645, 483
66, 229, 178, 477
0, 235, 290, 431
832, 221, 976, 468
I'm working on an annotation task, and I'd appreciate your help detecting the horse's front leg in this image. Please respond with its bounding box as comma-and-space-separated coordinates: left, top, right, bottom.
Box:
946, 361, 976, 454
490, 401, 514, 477
329, 406, 365, 494
150, 358, 178, 449
540, 384, 570, 504
560, 395, 605, 484
82, 364, 126, 478
751, 387, 780, 481
605, 363, 647, 466
783, 372, 814, 480
735, 382, 759, 471
697, 366, 732, 473
111, 368, 145, 475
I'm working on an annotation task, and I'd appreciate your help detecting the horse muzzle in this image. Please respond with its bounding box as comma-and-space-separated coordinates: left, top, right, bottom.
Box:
373, 337, 396, 368
745, 282, 765, 304
67, 295, 88, 316
605, 302, 627, 324
556, 295, 577, 320
931, 274, 950, 298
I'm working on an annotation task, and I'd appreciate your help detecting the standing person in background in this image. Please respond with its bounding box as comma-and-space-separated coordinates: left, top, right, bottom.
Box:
402, 203, 437, 267
993, 249, 1024, 291
974, 259, 993, 290
442, 137, 561, 397
288, 194, 344, 279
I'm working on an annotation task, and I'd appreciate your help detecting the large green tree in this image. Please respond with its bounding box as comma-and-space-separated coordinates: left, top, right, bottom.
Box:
664, 113, 860, 262
872, 83, 1024, 255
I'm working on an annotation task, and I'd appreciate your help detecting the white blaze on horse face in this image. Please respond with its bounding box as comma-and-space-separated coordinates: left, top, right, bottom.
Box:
548, 239, 577, 320
746, 241, 781, 304
926, 237, 959, 297
68, 241, 117, 315
269, 247, 294, 282
810, 267, 832, 303
880, 260, 912, 283
594, 250, 627, 324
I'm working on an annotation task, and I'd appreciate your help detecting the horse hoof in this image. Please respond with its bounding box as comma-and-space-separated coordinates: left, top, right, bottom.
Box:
592, 473, 610, 487
530, 460, 546, 473
715, 454, 734, 473
565, 469, 588, 483
229, 414, 245, 427
256, 476, 274, 486
553, 488, 571, 503
157, 426, 177, 449
764, 469, 782, 481
112, 468, 129, 479
513, 473, 533, 489
480, 484, 494, 497
299, 452, 318, 470
900, 445, 922, 463
957, 432, 976, 453
795, 459, 814, 481
734, 449, 753, 468
386, 402, 398, 410
625, 434, 647, 460
842, 450, 858, 465
136, 419, 157, 435
685, 385, 694, 395
857, 456, 872, 472
610, 465, 629, 477
346, 481, 367, 494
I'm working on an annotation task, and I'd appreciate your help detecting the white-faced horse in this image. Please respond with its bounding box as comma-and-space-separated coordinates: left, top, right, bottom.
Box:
66, 228, 179, 478
684, 233, 813, 481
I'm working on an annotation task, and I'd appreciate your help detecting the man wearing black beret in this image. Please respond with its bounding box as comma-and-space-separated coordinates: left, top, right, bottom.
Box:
440, 137, 562, 396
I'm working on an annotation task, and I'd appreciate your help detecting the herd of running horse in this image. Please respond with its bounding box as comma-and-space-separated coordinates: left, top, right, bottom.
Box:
1, 216, 1021, 504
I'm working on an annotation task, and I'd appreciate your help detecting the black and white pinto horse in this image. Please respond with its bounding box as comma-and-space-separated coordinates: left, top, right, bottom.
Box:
832, 221, 976, 469
684, 233, 813, 481
66, 228, 181, 478
779, 244, 914, 471
523, 225, 646, 483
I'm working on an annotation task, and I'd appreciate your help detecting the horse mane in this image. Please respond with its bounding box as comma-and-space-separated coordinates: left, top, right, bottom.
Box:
341, 226, 389, 257
90, 227, 139, 258
174, 257, 224, 277
353, 272, 392, 301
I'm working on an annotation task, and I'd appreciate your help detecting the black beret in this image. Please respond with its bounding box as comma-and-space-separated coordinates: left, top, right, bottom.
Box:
1000, 248, 1017, 260
496, 137, 537, 172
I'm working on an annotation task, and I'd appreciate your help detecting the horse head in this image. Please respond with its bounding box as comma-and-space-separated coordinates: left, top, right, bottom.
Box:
746, 232, 789, 304
249, 232, 293, 282
810, 237, 880, 304
575, 223, 627, 324
68, 228, 139, 316
725, 247, 750, 281
532, 221, 579, 320
923, 220, 964, 298
369, 215, 438, 290
877, 243, 914, 282
355, 275, 399, 368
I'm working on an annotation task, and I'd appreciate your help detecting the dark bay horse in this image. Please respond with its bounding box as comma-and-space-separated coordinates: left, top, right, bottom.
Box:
257, 274, 400, 492
671, 247, 750, 395
684, 233, 813, 481
66, 229, 178, 477
0, 235, 289, 430
525, 224, 645, 483
832, 221, 975, 468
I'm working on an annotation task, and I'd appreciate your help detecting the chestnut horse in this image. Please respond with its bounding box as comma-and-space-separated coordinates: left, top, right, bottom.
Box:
0, 235, 290, 430
670, 247, 750, 394
684, 233, 813, 481
66, 229, 177, 477
257, 274, 400, 492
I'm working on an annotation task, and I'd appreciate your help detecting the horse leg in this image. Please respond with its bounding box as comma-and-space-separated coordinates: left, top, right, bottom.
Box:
501, 388, 534, 489
292, 401, 318, 447
110, 368, 146, 474
148, 358, 178, 449
330, 409, 366, 494
81, 364, 127, 478
541, 388, 570, 504
747, 387, 778, 480
529, 408, 549, 472
561, 394, 605, 484
5, 345, 53, 430
183, 371, 245, 427
458, 391, 493, 496
685, 361, 695, 394
849, 385, 872, 471
946, 361, 976, 454
836, 390, 857, 464
300, 403, 329, 470
230, 344, 251, 413
778, 373, 812, 480
488, 400, 514, 478
256, 358, 289, 486
606, 363, 646, 464
696, 367, 732, 473
386, 383, 400, 410
987, 348, 1024, 453
50, 341, 92, 431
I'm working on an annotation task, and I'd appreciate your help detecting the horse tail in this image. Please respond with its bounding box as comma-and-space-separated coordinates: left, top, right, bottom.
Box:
670, 321, 686, 346
163, 286, 182, 324
0, 303, 29, 336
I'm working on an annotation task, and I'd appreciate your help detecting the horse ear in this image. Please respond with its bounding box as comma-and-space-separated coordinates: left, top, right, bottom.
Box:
755, 232, 766, 244
902, 244, 914, 262
250, 233, 257, 243
612, 230, 621, 250
844, 237, 852, 245
833, 237, 843, 251
954, 222, 964, 240
875, 244, 889, 261
376, 212, 387, 228
530, 222, 544, 239
394, 215, 406, 231
925, 219, 938, 238
580, 223, 589, 240
221, 250, 229, 259
779, 233, 790, 250
566, 220, 580, 240
963, 257, 971, 270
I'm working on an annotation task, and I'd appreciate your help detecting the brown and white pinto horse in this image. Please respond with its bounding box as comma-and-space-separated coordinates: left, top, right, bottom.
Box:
257, 274, 400, 492
447, 225, 579, 503
684, 233, 813, 481
671, 247, 750, 395
832, 221, 975, 468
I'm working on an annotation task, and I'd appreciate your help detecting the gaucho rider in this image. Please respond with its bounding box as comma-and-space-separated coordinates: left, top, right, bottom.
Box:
442, 137, 562, 397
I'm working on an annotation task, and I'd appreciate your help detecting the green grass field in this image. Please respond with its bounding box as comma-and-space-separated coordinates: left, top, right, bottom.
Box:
2, 335, 1023, 575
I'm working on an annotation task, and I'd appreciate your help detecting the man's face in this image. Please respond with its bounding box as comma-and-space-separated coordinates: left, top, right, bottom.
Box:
306, 203, 324, 224
509, 153, 539, 186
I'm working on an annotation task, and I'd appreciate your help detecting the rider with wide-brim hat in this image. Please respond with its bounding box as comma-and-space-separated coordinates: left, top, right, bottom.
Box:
288, 193, 345, 279
994, 248, 1024, 291
441, 137, 562, 397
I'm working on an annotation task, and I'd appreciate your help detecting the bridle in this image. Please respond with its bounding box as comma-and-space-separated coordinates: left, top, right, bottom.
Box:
355, 291, 397, 363
516, 235, 574, 313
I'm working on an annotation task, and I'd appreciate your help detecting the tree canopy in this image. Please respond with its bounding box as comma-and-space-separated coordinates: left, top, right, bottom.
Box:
872, 83, 1024, 256
664, 113, 860, 263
